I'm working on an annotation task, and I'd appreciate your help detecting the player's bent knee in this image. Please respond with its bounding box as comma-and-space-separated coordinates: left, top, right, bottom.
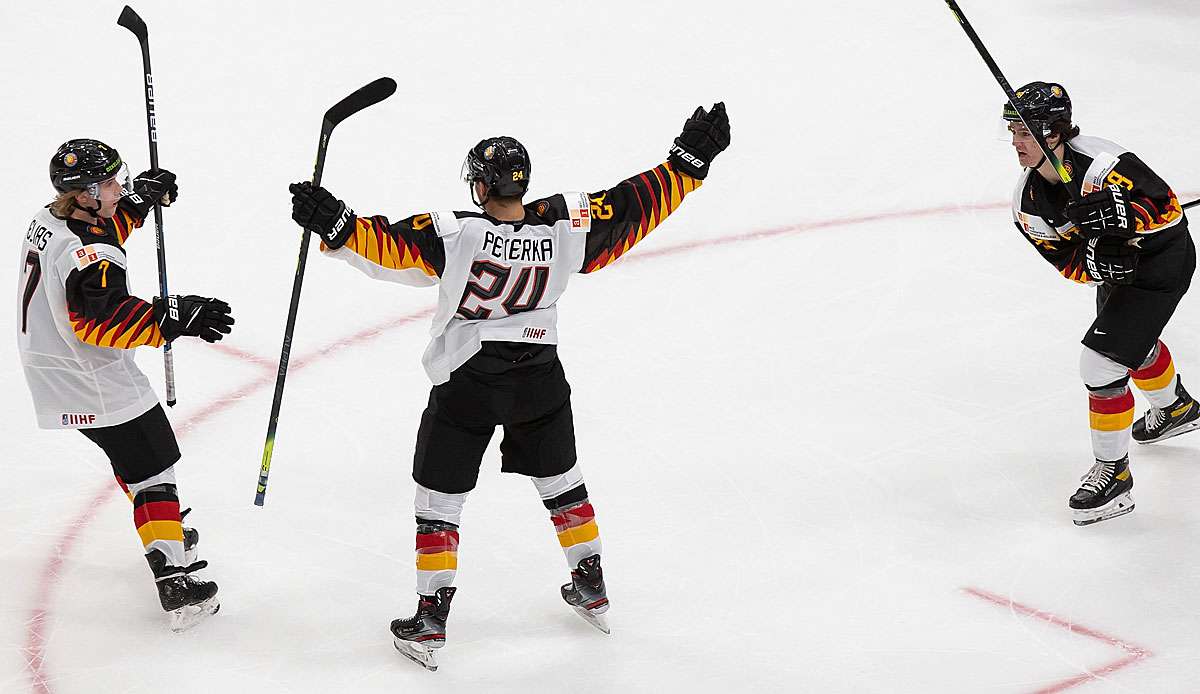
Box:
125, 465, 178, 496
1080, 346, 1131, 392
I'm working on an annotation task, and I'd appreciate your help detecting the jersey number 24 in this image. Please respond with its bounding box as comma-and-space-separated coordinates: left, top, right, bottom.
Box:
457, 260, 550, 320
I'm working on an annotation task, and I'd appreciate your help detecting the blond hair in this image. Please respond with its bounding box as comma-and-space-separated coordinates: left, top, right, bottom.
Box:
49, 190, 80, 217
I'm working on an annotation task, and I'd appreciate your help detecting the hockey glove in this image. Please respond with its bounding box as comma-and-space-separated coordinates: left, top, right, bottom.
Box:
154, 295, 235, 343
1064, 186, 1133, 239
119, 169, 178, 219
1085, 236, 1139, 286
668, 102, 730, 180
289, 181, 356, 249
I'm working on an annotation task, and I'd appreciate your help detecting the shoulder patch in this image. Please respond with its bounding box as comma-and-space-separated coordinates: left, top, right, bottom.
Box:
73, 243, 126, 271
563, 192, 590, 233
1081, 152, 1120, 196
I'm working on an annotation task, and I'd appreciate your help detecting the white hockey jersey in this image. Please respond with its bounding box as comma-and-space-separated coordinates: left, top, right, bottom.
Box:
17, 206, 163, 429
322, 161, 703, 384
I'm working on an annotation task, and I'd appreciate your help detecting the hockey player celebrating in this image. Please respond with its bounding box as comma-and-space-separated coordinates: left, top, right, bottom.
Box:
18, 139, 234, 630
1004, 83, 1197, 525
289, 103, 729, 669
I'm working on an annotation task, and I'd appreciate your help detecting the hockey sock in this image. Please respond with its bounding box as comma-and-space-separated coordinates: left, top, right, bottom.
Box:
413, 484, 466, 595
1088, 385, 1134, 463
532, 466, 602, 568
128, 467, 185, 570
414, 519, 459, 595
1131, 341, 1179, 408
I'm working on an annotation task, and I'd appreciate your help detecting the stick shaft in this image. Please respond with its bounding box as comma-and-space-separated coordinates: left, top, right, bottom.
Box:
255, 77, 397, 507
120, 7, 177, 404
944, 0, 1078, 200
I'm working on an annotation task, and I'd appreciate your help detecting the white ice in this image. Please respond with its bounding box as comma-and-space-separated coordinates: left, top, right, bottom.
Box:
3, 1, 1200, 692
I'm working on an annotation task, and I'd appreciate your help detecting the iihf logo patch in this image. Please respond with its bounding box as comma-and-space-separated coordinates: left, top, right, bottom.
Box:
61, 413, 97, 426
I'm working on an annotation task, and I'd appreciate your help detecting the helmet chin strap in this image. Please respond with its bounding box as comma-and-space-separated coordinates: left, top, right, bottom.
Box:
69, 192, 104, 221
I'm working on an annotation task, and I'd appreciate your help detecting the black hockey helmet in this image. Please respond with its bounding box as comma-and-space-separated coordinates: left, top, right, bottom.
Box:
461, 136, 531, 206
1002, 81, 1072, 136
49, 139, 126, 195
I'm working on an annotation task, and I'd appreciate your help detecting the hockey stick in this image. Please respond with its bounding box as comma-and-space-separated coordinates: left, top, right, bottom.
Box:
943, 0, 1079, 201
1184, 199, 1200, 210
255, 77, 398, 507
117, 5, 177, 406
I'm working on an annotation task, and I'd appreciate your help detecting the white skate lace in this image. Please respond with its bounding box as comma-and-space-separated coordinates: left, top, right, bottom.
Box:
1146, 406, 1167, 431
1079, 460, 1114, 493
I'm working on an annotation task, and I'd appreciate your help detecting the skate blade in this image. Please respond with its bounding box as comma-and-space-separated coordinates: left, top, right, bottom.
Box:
393, 636, 440, 671
1134, 418, 1200, 445
1072, 491, 1135, 526
168, 596, 220, 633
571, 605, 611, 634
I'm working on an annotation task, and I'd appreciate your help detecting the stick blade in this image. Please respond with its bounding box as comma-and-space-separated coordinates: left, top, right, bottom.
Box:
117, 5, 148, 40
323, 77, 397, 130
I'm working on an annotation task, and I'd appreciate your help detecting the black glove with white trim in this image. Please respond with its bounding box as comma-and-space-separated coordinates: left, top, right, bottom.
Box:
1085, 236, 1139, 286
119, 168, 178, 219
668, 102, 730, 180
154, 295, 234, 343
289, 181, 356, 249
1064, 186, 1133, 239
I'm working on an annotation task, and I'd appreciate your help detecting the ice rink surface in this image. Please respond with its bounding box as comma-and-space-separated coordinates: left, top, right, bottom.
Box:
3, 1, 1200, 692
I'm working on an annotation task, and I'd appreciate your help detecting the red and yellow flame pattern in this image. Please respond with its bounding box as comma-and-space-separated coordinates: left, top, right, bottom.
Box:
339, 214, 439, 277
582, 162, 702, 273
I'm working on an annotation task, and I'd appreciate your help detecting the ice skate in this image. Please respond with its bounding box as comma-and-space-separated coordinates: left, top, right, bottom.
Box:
1133, 378, 1200, 444
390, 587, 456, 671
147, 549, 220, 632
1069, 457, 1134, 526
561, 554, 610, 634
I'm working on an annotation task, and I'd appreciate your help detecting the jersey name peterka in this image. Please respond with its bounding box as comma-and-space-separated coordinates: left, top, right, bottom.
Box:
481, 230, 554, 263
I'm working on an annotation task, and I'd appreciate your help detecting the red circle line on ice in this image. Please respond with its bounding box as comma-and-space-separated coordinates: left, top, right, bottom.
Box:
25, 197, 1170, 693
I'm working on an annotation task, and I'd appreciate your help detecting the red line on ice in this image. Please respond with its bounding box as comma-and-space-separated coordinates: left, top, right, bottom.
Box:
23, 306, 435, 693
209, 343, 277, 373
21, 197, 1170, 692
962, 586, 1152, 693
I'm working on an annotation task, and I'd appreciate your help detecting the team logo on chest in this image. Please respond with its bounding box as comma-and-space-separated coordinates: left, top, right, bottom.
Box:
481, 230, 555, 263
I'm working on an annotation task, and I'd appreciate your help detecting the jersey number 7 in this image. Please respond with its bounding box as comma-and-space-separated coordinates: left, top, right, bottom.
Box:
457, 260, 550, 320
21, 251, 41, 334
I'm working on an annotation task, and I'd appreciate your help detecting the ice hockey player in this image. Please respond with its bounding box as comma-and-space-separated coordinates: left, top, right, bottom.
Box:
19, 139, 234, 630
1004, 82, 1197, 526
289, 103, 729, 669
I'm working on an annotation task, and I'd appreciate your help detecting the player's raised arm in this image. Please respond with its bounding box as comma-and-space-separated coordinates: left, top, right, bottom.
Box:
289, 181, 444, 285
580, 103, 730, 273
